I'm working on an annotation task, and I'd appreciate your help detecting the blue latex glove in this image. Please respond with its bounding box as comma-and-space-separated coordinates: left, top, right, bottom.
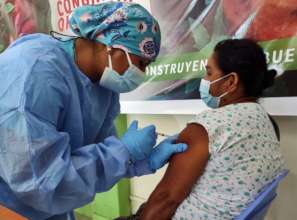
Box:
121, 120, 157, 161
149, 135, 188, 171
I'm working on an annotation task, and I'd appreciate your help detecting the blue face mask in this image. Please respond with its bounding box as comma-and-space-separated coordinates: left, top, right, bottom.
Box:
100, 47, 145, 93
199, 73, 231, 108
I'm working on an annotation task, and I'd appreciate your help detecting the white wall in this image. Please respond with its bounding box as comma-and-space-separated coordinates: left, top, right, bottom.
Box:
127, 115, 297, 219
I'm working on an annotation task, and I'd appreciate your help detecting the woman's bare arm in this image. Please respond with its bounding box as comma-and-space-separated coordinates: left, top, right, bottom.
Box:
139, 123, 210, 220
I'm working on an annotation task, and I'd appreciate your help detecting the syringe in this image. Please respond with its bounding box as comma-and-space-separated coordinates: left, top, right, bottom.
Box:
140, 126, 170, 137
156, 132, 170, 137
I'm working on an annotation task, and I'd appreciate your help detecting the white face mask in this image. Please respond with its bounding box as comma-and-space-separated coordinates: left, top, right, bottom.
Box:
199, 73, 232, 108
99, 47, 146, 93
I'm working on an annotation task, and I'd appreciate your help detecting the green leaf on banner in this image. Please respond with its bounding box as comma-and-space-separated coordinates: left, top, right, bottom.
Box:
4, 2, 14, 13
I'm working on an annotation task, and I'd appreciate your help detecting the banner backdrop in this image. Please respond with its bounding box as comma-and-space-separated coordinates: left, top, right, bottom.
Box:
1, 0, 297, 115
120, 0, 297, 115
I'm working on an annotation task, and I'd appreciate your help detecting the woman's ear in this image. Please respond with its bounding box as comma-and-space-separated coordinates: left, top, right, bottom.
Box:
226, 72, 240, 93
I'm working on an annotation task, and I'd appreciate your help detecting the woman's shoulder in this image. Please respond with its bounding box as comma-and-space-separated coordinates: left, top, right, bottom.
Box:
191, 102, 265, 139
195, 102, 263, 120
189, 102, 267, 155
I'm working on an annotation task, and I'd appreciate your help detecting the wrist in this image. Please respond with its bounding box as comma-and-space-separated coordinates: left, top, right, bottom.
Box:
148, 153, 158, 172
121, 138, 137, 162
129, 159, 156, 177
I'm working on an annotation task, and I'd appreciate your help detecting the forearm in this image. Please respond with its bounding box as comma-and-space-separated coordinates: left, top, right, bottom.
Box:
139, 186, 184, 220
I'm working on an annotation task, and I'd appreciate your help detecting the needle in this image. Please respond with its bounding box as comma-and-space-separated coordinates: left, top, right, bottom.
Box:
156, 132, 170, 137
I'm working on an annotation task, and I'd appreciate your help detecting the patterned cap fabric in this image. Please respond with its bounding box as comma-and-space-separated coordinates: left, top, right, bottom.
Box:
69, 2, 161, 60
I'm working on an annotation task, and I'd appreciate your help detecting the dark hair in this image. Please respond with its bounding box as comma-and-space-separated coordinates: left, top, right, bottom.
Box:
214, 39, 277, 97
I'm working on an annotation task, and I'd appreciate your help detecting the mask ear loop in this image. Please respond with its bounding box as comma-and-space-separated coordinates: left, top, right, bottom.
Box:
124, 50, 133, 66
219, 91, 229, 98
210, 73, 233, 85
107, 47, 113, 69
216, 74, 235, 98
